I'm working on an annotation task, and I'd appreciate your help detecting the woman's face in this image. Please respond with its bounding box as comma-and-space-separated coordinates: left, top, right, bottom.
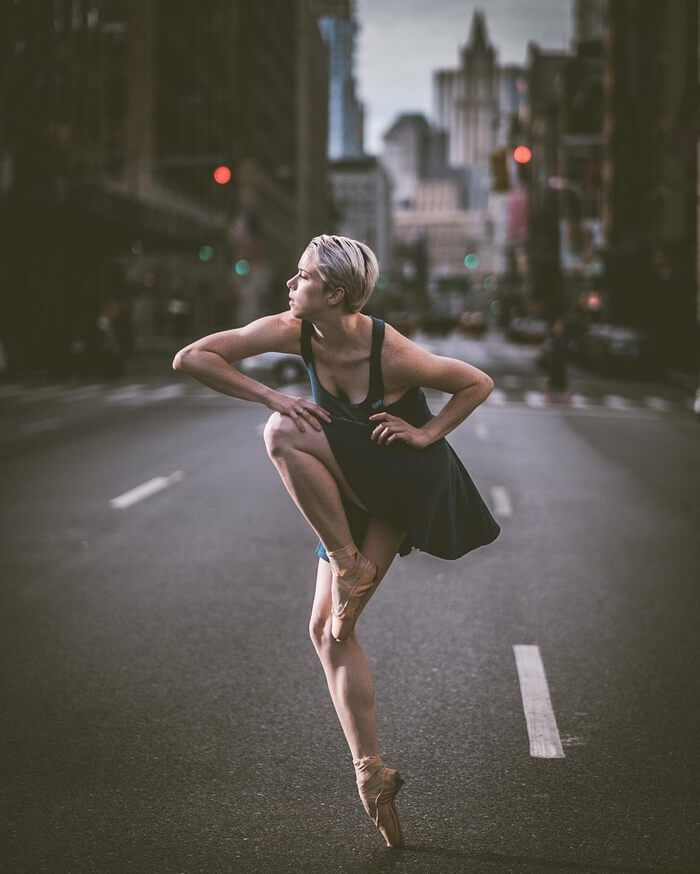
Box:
286, 249, 328, 318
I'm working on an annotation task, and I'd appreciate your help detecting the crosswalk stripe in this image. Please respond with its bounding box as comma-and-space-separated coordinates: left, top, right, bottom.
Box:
525, 391, 546, 408
145, 384, 185, 402
104, 384, 145, 402
490, 485, 512, 517
487, 388, 506, 406
644, 396, 670, 412
513, 645, 565, 759
475, 422, 489, 440
20, 383, 73, 402
569, 393, 587, 408
604, 394, 631, 410
0, 383, 24, 398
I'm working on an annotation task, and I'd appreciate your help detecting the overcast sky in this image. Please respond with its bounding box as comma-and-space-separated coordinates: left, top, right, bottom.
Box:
354, 0, 572, 153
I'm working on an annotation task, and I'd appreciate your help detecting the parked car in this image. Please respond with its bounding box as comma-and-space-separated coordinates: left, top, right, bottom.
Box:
579, 324, 658, 377
238, 351, 307, 385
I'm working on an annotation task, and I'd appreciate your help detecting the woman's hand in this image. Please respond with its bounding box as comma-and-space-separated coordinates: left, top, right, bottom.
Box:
269, 393, 332, 433
368, 412, 431, 449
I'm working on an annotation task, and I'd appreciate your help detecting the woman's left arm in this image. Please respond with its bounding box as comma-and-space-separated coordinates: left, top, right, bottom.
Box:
369, 327, 494, 449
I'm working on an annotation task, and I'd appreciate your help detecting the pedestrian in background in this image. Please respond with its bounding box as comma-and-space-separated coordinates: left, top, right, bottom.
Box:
545, 317, 570, 402
173, 235, 500, 848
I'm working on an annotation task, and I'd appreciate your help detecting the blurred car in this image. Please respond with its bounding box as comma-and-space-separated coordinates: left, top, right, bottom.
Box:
507, 316, 549, 344
458, 310, 487, 336
579, 324, 658, 377
238, 351, 307, 384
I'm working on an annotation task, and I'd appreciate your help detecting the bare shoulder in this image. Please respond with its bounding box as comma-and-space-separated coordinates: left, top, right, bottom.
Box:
382, 320, 492, 394
183, 311, 303, 362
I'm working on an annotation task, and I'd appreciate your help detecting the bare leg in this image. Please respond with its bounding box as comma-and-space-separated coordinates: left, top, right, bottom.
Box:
263, 412, 367, 553
308, 517, 406, 759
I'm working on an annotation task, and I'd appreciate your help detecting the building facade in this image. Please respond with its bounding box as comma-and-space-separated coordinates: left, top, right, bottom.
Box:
329, 157, 391, 273
0, 0, 331, 374
602, 0, 697, 369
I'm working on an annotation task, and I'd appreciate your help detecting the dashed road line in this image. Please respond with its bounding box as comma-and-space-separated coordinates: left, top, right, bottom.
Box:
513, 645, 565, 759
110, 470, 183, 509
490, 485, 512, 517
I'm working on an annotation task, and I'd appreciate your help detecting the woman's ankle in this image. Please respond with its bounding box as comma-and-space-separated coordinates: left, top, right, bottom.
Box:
327, 542, 359, 574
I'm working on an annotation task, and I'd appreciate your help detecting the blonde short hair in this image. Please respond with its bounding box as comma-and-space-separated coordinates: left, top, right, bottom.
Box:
306, 234, 379, 313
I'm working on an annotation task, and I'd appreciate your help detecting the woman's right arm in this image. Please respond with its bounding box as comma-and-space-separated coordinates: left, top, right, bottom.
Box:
172, 313, 330, 431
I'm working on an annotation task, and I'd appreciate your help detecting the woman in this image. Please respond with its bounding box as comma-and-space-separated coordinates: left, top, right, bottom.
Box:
173, 234, 500, 848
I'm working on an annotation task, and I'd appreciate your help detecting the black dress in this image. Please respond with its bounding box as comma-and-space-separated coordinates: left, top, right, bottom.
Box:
300, 317, 500, 562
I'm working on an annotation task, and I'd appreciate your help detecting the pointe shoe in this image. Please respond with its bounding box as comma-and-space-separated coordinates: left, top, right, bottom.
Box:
330, 551, 378, 643
354, 754, 405, 848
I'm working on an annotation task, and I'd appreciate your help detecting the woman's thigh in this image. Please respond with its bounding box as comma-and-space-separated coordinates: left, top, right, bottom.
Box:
269, 412, 368, 511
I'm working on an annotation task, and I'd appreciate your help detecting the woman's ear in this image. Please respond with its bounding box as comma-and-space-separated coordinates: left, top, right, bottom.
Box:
327, 286, 346, 307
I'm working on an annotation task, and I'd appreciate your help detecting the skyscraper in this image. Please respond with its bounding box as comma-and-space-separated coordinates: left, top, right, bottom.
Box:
433, 10, 499, 209
311, 0, 364, 159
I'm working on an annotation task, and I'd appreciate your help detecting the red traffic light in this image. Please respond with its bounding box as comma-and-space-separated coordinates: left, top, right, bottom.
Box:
213, 165, 232, 185
513, 145, 532, 164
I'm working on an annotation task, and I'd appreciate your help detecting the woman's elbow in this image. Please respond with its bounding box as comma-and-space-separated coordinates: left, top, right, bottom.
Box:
480, 374, 494, 400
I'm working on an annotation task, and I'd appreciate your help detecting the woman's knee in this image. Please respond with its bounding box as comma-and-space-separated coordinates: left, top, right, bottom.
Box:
309, 611, 334, 652
263, 411, 295, 458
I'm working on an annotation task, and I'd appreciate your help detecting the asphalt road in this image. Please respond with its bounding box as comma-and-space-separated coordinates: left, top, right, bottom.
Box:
1, 333, 698, 874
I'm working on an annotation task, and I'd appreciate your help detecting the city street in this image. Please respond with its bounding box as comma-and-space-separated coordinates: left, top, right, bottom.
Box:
1, 332, 698, 874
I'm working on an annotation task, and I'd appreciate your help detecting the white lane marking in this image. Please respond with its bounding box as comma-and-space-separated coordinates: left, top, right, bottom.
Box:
490, 486, 512, 517
475, 422, 489, 440
19, 417, 61, 435
502, 375, 521, 389
110, 471, 183, 509
487, 388, 506, 406
644, 396, 670, 412
569, 393, 588, 408
604, 394, 631, 410
525, 391, 546, 408
513, 645, 565, 759
104, 384, 145, 403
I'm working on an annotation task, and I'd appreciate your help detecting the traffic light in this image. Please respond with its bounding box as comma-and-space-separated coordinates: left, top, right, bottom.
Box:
199, 245, 214, 262
490, 149, 510, 192
213, 165, 232, 185
464, 253, 480, 270
513, 145, 532, 164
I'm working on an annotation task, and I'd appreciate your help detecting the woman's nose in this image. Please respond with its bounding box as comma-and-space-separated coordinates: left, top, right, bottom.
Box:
286, 277, 294, 289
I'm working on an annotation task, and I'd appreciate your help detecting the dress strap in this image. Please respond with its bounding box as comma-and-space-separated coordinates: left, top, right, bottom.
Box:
367, 317, 385, 405
300, 320, 313, 365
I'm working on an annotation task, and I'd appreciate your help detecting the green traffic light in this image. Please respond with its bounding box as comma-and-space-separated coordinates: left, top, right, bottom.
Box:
464, 253, 480, 269
199, 245, 214, 262
235, 259, 250, 276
